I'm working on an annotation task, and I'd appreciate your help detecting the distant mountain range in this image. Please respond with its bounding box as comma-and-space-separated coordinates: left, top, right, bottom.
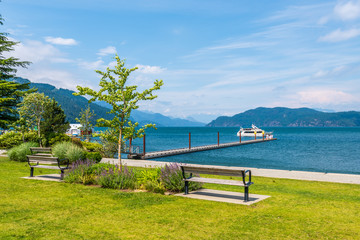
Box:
207, 107, 360, 127
13, 77, 205, 127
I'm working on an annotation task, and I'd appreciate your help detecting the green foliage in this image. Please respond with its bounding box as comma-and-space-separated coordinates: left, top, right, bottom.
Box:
53, 141, 86, 163
52, 141, 73, 160
160, 163, 202, 192
82, 141, 103, 152
97, 165, 138, 190
18, 92, 50, 145
64, 160, 97, 185
71, 137, 83, 148
85, 152, 102, 163
65, 145, 86, 163
7, 142, 39, 162
75, 105, 95, 141
0, 15, 32, 129
97, 128, 118, 158
48, 133, 71, 146
0, 131, 39, 149
74, 55, 163, 164
41, 98, 70, 146
138, 168, 165, 194
0, 81, 34, 129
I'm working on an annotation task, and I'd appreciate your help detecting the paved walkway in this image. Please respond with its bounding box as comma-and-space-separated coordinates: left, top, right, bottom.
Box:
102, 158, 360, 185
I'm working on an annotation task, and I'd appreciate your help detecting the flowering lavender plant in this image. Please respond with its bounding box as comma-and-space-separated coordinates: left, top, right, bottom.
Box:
64, 159, 97, 184
97, 165, 138, 190
160, 163, 202, 192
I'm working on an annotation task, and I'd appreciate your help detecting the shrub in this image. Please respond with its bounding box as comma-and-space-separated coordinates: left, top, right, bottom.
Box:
82, 141, 104, 154
0, 132, 22, 149
7, 142, 39, 162
0, 131, 40, 149
66, 145, 86, 163
160, 163, 202, 192
137, 168, 165, 194
97, 165, 137, 190
64, 160, 97, 185
48, 133, 71, 146
85, 151, 102, 163
71, 137, 83, 148
52, 141, 73, 160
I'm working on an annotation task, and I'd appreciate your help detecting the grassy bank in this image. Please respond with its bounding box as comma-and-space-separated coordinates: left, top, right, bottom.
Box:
1, 157, 359, 239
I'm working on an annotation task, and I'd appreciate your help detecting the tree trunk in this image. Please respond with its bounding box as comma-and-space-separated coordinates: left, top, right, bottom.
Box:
38, 119, 42, 147
118, 127, 122, 167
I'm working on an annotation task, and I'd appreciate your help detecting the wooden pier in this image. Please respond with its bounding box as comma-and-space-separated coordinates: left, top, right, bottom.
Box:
127, 138, 277, 160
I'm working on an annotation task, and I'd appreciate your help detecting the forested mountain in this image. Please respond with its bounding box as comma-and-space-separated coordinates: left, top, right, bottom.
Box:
13, 77, 204, 126
207, 107, 360, 127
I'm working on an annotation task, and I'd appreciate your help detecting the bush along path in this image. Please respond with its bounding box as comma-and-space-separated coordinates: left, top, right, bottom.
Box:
64, 160, 202, 194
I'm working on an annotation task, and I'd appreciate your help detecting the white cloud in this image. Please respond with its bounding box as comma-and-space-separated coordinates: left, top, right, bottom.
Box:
97, 46, 117, 56
78, 59, 105, 70
334, 0, 360, 21
45, 36, 78, 45
135, 64, 166, 74
298, 89, 356, 105
6, 39, 64, 63
319, 28, 360, 42
17, 68, 80, 90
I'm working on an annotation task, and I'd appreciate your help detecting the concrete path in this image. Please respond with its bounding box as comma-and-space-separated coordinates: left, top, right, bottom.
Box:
21, 174, 63, 182
175, 189, 270, 205
102, 158, 360, 185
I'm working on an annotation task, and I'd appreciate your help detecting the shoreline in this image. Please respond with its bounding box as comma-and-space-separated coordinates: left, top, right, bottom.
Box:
102, 158, 360, 185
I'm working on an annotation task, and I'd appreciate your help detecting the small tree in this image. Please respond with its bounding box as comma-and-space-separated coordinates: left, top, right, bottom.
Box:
18, 92, 50, 146
41, 98, 70, 146
75, 105, 95, 141
74, 55, 163, 165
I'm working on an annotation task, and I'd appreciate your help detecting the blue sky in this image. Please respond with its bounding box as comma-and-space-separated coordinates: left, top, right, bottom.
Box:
2, 0, 360, 123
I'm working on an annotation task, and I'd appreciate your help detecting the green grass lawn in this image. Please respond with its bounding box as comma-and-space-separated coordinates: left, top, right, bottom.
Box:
1, 157, 360, 239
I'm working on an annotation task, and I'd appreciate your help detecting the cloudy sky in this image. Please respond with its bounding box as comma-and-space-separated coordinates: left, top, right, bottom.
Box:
2, 0, 360, 122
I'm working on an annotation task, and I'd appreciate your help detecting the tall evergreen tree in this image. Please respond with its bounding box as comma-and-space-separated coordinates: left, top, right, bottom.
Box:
41, 98, 70, 146
0, 14, 32, 129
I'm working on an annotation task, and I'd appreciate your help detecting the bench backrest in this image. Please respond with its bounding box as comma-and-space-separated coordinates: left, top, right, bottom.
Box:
181, 165, 245, 177
27, 155, 59, 165
30, 147, 52, 153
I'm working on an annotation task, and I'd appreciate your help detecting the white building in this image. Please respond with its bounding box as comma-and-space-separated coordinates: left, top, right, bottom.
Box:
66, 124, 82, 136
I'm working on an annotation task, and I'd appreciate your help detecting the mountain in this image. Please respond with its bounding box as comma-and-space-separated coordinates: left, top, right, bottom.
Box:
94, 101, 204, 127
207, 107, 360, 127
13, 77, 204, 127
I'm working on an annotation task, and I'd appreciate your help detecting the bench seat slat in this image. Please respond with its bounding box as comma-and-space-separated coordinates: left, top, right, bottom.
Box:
27, 155, 58, 161
31, 165, 65, 170
29, 160, 58, 165
187, 177, 253, 187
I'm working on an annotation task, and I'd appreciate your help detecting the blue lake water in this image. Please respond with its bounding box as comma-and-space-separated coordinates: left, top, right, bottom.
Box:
126, 127, 360, 175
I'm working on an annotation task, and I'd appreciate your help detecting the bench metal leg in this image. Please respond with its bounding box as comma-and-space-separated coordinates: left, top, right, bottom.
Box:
244, 186, 249, 202
60, 170, 64, 180
30, 167, 34, 177
185, 181, 189, 195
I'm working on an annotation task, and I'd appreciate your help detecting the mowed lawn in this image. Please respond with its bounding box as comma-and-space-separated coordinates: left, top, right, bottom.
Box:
1, 157, 360, 240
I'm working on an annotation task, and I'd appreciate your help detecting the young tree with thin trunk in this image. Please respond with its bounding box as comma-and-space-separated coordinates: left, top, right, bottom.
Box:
18, 92, 50, 146
74, 55, 163, 166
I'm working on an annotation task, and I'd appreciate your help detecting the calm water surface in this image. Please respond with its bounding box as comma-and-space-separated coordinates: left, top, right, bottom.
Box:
127, 127, 360, 174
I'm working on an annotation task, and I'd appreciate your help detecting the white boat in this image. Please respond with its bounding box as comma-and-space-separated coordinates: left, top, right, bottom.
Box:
237, 124, 267, 137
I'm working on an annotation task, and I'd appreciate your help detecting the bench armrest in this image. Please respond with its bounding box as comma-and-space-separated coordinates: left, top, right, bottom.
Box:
241, 170, 252, 185
180, 166, 193, 180
58, 158, 69, 169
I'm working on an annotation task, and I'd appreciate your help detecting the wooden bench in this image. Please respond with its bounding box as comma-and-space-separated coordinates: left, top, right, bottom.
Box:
180, 165, 254, 201
27, 147, 69, 180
